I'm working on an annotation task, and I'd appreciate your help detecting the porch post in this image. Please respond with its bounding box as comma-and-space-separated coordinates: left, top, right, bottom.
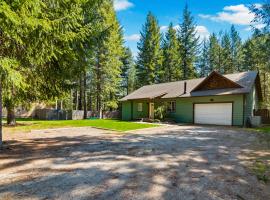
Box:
148, 100, 154, 119
148, 100, 150, 119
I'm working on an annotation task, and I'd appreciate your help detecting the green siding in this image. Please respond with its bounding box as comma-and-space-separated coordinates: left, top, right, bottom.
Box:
174, 95, 244, 126
132, 100, 149, 119
122, 94, 246, 126
121, 100, 149, 120
122, 101, 132, 121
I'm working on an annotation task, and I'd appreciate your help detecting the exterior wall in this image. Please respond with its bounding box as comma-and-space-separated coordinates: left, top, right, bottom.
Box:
174, 95, 244, 126
122, 94, 244, 126
121, 100, 149, 120
122, 101, 132, 121
244, 85, 259, 124
132, 100, 149, 119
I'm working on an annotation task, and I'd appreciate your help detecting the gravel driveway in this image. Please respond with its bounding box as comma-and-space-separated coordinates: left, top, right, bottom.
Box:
0, 125, 269, 200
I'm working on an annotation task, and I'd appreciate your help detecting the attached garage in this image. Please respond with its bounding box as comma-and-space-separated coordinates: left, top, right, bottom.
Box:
194, 103, 233, 125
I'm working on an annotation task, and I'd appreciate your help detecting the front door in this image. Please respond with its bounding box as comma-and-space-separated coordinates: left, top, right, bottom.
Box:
149, 103, 154, 119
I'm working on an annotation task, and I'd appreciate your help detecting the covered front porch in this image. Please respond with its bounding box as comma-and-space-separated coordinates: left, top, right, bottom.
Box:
121, 98, 176, 121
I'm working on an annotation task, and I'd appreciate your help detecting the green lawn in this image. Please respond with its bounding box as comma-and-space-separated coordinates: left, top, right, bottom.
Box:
253, 126, 270, 134
4, 119, 159, 132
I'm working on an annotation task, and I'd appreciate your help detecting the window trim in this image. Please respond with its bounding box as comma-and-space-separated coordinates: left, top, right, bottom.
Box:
137, 103, 143, 112
167, 101, 176, 113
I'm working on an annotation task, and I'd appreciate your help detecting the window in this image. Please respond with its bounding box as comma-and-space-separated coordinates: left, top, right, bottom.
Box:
167, 101, 176, 112
138, 103, 143, 112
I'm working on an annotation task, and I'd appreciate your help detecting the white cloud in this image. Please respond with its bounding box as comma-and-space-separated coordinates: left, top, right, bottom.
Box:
173, 25, 180, 31
114, 0, 133, 11
199, 4, 264, 28
124, 34, 140, 41
195, 25, 210, 40
160, 25, 180, 32
160, 25, 209, 39
223, 4, 249, 13
199, 4, 266, 32
244, 23, 266, 31
160, 26, 168, 31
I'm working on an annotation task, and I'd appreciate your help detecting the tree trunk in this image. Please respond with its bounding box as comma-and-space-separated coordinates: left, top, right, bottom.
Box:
7, 104, 16, 126
96, 93, 100, 112
263, 72, 266, 99
78, 76, 83, 110
0, 79, 3, 148
96, 57, 101, 113
76, 90, 79, 110
83, 70, 87, 119
70, 90, 73, 110
55, 99, 58, 110
89, 93, 92, 111
126, 76, 129, 95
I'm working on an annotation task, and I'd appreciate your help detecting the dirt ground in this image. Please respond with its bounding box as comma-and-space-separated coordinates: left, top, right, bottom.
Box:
0, 125, 270, 200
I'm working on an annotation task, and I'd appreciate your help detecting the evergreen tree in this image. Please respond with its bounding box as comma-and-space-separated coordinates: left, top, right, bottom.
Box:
243, 32, 270, 107
91, 0, 124, 111
162, 23, 182, 82
221, 32, 233, 74
198, 39, 209, 77
0, 0, 100, 146
178, 5, 199, 79
230, 25, 243, 72
121, 47, 134, 95
136, 12, 162, 87
127, 64, 137, 94
208, 33, 222, 72
250, 1, 270, 33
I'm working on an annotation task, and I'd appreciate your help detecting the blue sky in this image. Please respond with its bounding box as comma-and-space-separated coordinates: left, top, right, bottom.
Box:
113, 0, 264, 56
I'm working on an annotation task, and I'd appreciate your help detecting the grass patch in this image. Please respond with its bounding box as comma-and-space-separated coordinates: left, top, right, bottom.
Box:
254, 126, 270, 134
252, 160, 270, 183
3, 119, 159, 132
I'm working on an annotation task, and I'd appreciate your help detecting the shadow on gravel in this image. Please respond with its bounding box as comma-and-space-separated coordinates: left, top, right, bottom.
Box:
0, 126, 269, 200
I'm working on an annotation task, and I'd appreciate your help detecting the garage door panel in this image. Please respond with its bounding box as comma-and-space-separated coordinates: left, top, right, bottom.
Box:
194, 103, 232, 125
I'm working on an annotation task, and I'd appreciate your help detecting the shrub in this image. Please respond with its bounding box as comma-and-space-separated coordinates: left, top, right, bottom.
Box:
154, 105, 166, 120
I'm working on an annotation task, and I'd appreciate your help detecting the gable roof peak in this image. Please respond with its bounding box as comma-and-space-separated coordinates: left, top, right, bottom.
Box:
191, 71, 243, 92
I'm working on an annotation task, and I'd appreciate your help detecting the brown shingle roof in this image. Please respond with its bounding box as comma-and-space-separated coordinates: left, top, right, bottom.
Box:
120, 71, 259, 101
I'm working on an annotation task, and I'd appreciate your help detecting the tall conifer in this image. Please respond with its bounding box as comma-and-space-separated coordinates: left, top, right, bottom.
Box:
178, 5, 199, 79
162, 23, 182, 82
136, 12, 162, 87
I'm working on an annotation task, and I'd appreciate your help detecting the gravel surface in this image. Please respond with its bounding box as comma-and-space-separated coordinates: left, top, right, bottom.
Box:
0, 125, 269, 200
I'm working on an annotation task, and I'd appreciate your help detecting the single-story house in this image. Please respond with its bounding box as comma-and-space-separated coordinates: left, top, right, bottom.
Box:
120, 71, 262, 126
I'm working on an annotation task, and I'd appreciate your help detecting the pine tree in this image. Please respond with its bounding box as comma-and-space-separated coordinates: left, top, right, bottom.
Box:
208, 33, 222, 72
221, 32, 233, 74
121, 47, 134, 96
230, 25, 243, 72
198, 39, 209, 77
243, 32, 270, 107
162, 23, 182, 82
91, 0, 124, 111
0, 0, 99, 146
178, 5, 199, 79
136, 12, 162, 87
250, 1, 270, 33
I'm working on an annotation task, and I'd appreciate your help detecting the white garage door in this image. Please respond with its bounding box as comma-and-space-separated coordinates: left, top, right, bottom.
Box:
194, 103, 232, 125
